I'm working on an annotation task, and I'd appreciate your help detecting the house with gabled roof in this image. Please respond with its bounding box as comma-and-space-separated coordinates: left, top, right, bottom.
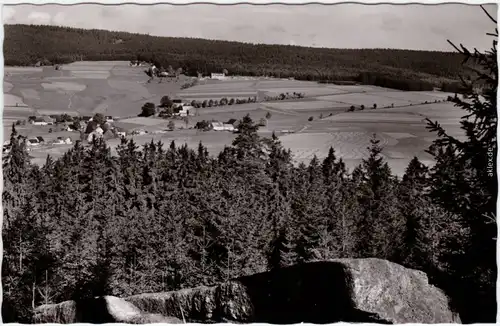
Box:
31, 116, 54, 126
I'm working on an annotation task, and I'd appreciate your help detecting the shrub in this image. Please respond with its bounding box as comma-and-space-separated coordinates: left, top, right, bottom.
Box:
139, 102, 156, 117
168, 120, 175, 130
308, 116, 314, 121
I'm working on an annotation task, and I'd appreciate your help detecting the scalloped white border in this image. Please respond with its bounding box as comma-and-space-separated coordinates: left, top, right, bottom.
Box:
0, 1, 498, 326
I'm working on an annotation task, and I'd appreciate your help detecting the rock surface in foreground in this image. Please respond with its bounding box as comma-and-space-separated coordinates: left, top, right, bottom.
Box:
34, 258, 461, 324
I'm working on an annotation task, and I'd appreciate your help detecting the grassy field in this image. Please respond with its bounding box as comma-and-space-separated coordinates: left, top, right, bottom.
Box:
5, 62, 463, 176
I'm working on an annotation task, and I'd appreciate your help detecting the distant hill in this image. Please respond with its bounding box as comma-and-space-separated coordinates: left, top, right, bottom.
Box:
4, 24, 468, 90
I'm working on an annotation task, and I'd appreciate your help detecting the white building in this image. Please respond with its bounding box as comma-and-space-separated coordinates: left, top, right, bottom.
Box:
27, 138, 40, 146
175, 105, 195, 117
222, 124, 235, 132
210, 122, 235, 132
31, 116, 54, 126
87, 127, 104, 142
54, 137, 65, 145
211, 73, 226, 80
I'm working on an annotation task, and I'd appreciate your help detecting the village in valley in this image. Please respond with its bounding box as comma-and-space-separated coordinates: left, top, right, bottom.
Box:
3, 64, 255, 161
3, 59, 464, 175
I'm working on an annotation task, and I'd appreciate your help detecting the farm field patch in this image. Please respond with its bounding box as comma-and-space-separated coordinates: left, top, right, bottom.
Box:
70, 71, 110, 79
41, 81, 87, 92
376, 91, 451, 103
266, 100, 346, 111
5, 67, 43, 73
178, 91, 257, 97
261, 87, 349, 97
317, 93, 413, 107
119, 117, 167, 126
19, 89, 41, 100
324, 111, 424, 123
4, 81, 14, 92
4, 93, 27, 106
4, 62, 464, 177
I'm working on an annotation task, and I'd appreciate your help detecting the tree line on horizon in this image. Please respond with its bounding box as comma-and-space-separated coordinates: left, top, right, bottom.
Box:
4, 24, 473, 92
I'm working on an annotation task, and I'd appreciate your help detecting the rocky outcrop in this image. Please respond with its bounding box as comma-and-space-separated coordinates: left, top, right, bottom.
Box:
34, 258, 461, 324
34, 296, 183, 324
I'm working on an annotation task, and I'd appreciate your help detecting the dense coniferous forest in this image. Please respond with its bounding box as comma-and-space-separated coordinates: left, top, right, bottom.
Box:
2, 17, 497, 324
4, 24, 471, 91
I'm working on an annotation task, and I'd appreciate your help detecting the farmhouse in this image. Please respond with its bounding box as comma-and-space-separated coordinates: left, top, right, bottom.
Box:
226, 119, 240, 129
172, 99, 185, 109
54, 137, 65, 145
31, 116, 54, 126
210, 121, 235, 132
53, 137, 72, 145
175, 105, 195, 117
87, 127, 104, 142
223, 124, 236, 132
105, 116, 114, 123
211, 73, 226, 80
27, 138, 40, 146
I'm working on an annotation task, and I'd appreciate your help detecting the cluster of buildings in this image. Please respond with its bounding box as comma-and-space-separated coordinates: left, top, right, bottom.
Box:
30, 116, 55, 126
210, 72, 226, 80
21, 114, 124, 149
210, 119, 238, 132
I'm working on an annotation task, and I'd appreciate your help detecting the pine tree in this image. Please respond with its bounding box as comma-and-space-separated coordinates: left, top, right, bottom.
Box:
424, 9, 497, 321
266, 184, 294, 270
354, 134, 404, 259
397, 157, 431, 268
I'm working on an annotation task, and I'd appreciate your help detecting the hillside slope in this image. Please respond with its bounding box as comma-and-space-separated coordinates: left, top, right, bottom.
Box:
5, 24, 466, 88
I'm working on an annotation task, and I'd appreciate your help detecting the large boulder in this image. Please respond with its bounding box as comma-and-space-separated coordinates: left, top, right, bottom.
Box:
34, 258, 460, 324
33, 296, 183, 324
128, 258, 460, 324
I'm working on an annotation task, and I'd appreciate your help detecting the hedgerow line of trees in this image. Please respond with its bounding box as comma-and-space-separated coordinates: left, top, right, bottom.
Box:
5, 24, 473, 92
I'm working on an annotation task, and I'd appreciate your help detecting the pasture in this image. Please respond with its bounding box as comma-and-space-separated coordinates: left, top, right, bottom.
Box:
4, 62, 462, 176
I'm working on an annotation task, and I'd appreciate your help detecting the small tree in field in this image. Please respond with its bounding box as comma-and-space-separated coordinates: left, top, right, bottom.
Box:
139, 102, 156, 117
160, 96, 173, 108
265, 112, 272, 120
92, 113, 105, 125
168, 120, 175, 131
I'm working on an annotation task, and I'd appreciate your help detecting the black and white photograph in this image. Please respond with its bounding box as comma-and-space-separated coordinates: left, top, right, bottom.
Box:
1, 1, 497, 324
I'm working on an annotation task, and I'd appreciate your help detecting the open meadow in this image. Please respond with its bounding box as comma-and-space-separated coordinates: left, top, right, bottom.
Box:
4, 62, 462, 176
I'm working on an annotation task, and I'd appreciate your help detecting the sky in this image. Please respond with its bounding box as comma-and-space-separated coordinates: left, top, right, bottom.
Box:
2, 3, 498, 51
